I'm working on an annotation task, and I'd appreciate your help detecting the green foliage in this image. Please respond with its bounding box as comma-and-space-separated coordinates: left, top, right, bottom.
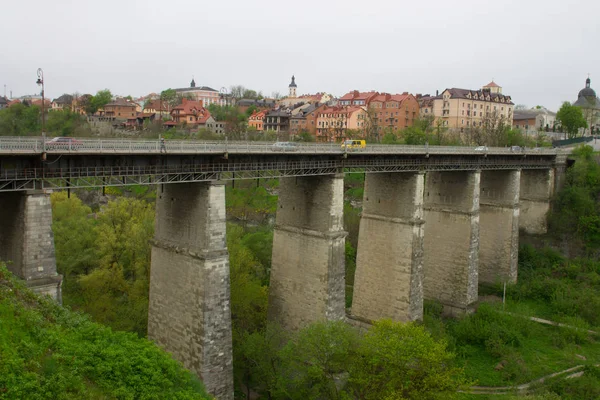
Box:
51, 193, 154, 336
0, 264, 211, 399
295, 130, 316, 142
549, 145, 600, 251
402, 125, 428, 145
508, 245, 600, 328
225, 184, 277, 227
347, 320, 469, 400
87, 89, 112, 115
46, 109, 87, 136
207, 104, 247, 138
0, 102, 41, 135
546, 365, 600, 399
382, 131, 399, 144
556, 101, 587, 138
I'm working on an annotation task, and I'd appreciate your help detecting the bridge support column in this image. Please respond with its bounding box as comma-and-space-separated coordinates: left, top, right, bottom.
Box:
268, 174, 346, 331
148, 182, 233, 400
0, 191, 62, 301
519, 169, 554, 235
352, 172, 425, 323
423, 171, 480, 315
479, 170, 520, 284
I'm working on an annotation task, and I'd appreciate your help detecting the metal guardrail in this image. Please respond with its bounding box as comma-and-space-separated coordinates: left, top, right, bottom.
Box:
0, 136, 562, 156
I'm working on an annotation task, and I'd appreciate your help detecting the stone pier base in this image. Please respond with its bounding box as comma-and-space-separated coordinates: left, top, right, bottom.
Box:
148, 182, 233, 400
520, 169, 554, 235
352, 172, 425, 322
423, 171, 480, 314
479, 170, 520, 284
268, 174, 346, 331
0, 191, 62, 302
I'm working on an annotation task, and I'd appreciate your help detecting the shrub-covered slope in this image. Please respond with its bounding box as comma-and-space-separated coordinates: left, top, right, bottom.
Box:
0, 264, 212, 400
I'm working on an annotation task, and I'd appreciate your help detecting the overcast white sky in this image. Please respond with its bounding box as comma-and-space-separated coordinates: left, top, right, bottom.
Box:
1, 0, 598, 110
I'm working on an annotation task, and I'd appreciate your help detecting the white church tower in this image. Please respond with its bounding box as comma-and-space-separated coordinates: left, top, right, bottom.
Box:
288, 75, 297, 98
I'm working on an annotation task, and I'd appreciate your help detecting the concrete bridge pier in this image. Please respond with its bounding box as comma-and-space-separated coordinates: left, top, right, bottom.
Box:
479, 170, 521, 284
352, 172, 425, 323
423, 171, 480, 315
0, 191, 62, 301
268, 174, 346, 331
148, 182, 233, 400
519, 169, 554, 235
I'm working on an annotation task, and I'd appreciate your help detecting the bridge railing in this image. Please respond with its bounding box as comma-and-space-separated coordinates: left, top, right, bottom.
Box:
0, 136, 562, 156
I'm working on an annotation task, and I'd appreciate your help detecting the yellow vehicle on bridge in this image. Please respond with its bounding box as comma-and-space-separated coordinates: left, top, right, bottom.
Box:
341, 139, 366, 150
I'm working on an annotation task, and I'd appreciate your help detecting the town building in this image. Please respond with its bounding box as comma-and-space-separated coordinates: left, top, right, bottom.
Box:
0, 96, 8, 110
573, 76, 600, 134
315, 106, 366, 142
512, 108, 556, 135
339, 90, 378, 106
51, 94, 73, 111
248, 110, 267, 131
430, 81, 514, 130
289, 75, 297, 98
236, 99, 276, 114
368, 93, 420, 133
174, 78, 223, 107
290, 103, 327, 137
143, 100, 171, 118
166, 98, 212, 128
264, 110, 291, 133
103, 98, 137, 120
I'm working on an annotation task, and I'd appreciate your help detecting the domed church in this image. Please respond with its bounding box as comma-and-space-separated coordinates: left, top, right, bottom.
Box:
573, 76, 600, 133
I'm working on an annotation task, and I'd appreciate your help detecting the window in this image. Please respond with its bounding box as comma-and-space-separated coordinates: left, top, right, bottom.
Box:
474, 104, 477, 109
462, 110, 464, 115
462, 119, 464, 124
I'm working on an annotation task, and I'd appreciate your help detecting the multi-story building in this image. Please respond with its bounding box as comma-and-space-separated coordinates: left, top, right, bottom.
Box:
103, 98, 137, 120
368, 93, 419, 133
143, 100, 171, 118
248, 110, 267, 131
174, 78, 223, 107
338, 90, 378, 106
315, 106, 366, 142
289, 103, 327, 137
167, 98, 211, 127
429, 82, 514, 130
0, 96, 9, 110
573, 77, 600, 134
264, 110, 291, 133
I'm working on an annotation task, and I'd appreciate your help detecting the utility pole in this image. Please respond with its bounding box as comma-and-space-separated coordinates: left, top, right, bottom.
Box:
36, 68, 45, 136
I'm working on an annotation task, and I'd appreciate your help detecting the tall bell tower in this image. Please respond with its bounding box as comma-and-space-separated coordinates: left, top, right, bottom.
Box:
288, 75, 297, 98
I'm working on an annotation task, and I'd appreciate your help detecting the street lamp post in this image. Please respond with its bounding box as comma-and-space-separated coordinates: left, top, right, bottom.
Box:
36, 68, 45, 137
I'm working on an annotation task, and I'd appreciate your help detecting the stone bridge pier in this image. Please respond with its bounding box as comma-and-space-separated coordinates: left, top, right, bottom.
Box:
268, 174, 346, 331
423, 171, 480, 315
479, 170, 520, 284
0, 190, 62, 301
148, 182, 233, 400
351, 172, 425, 323
519, 169, 555, 235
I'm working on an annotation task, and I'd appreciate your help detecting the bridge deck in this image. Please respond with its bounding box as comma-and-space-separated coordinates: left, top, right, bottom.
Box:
0, 137, 566, 192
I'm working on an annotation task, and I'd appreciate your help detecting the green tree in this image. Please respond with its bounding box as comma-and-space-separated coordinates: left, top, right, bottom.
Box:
277, 321, 360, 400
0, 102, 40, 135
402, 125, 428, 145
346, 320, 469, 400
556, 102, 587, 138
87, 89, 112, 115
382, 131, 399, 144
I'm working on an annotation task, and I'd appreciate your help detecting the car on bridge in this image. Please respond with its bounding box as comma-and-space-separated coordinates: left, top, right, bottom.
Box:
45, 137, 83, 150
474, 146, 489, 152
272, 142, 298, 152
341, 139, 366, 150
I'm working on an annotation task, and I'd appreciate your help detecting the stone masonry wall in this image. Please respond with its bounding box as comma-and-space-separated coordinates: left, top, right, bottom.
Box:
148, 182, 233, 400
520, 169, 554, 235
352, 172, 425, 322
0, 191, 61, 301
268, 174, 346, 331
423, 171, 480, 313
479, 170, 520, 284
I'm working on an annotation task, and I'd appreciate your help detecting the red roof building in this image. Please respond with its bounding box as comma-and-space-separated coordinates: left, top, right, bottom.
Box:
248, 110, 268, 131
168, 98, 212, 127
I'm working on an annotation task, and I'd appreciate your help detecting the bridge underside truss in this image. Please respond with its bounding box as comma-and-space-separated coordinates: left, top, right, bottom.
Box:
0, 157, 557, 192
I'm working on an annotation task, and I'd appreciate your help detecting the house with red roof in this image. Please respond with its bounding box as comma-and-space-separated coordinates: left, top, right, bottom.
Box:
248, 110, 268, 131
339, 90, 378, 106
368, 92, 420, 132
165, 98, 214, 129
315, 106, 367, 142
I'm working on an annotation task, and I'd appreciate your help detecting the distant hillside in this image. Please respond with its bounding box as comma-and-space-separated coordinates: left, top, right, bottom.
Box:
0, 263, 212, 400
